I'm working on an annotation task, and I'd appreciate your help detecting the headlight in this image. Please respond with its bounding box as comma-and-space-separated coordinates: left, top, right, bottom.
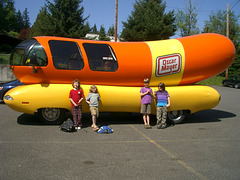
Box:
4, 95, 14, 100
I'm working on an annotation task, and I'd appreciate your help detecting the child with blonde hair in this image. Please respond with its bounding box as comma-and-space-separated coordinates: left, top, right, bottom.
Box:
86, 85, 101, 131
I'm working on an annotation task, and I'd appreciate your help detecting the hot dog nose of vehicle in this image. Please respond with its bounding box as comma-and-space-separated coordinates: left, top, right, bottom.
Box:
178, 33, 236, 85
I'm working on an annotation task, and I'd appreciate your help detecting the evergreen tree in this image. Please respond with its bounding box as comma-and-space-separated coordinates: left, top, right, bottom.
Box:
22, 8, 30, 28
176, 0, 199, 37
121, 0, 176, 41
92, 24, 98, 34
0, 0, 5, 33
82, 21, 92, 35
0, 0, 17, 33
29, 6, 53, 37
107, 25, 115, 36
15, 10, 24, 32
47, 0, 88, 38
99, 25, 110, 41
30, 0, 89, 38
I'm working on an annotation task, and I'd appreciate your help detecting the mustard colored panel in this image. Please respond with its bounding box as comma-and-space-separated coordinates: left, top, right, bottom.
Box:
145, 39, 185, 86
5, 84, 219, 115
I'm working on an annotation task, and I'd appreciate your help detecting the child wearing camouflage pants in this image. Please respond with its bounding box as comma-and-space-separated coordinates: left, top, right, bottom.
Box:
154, 82, 170, 129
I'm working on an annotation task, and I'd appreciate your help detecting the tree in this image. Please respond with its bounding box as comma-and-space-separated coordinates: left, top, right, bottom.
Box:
120, 0, 176, 41
22, 8, 30, 28
18, 28, 31, 40
82, 21, 92, 35
175, 0, 199, 37
0, 0, 17, 33
29, 6, 53, 37
0, 1, 30, 34
30, 0, 89, 38
203, 10, 240, 44
91, 24, 98, 34
15, 10, 24, 32
203, 10, 240, 77
107, 25, 115, 36
0, 0, 6, 33
99, 25, 110, 41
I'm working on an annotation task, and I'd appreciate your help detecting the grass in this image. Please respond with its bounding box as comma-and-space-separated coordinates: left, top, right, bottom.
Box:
0, 54, 10, 64
195, 76, 225, 86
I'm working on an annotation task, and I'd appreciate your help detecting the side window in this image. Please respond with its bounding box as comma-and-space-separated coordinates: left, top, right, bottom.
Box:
25, 43, 48, 66
83, 43, 118, 72
49, 40, 84, 70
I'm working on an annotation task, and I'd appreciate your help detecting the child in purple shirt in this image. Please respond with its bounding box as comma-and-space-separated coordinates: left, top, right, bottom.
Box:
140, 78, 153, 129
154, 82, 170, 129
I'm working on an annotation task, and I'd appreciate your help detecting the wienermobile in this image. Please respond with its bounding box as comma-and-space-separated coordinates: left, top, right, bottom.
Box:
4, 33, 235, 124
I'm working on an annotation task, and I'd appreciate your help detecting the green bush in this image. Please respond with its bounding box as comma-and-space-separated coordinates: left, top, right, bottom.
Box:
0, 54, 10, 64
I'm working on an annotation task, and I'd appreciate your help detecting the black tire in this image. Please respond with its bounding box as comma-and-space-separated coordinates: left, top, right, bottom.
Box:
38, 108, 66, 125
167, 110, 186, 124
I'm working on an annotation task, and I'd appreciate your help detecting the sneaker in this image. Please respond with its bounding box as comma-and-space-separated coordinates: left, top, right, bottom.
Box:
147, 125, 152, 129
77, 126, 81, 130
157, 124, 167, 129
144, 125, 152, 129
160, 124, 167, 129
157, 125, 162, 129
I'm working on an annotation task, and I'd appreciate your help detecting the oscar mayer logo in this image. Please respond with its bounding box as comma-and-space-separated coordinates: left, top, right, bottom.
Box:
156, 54, 181, 76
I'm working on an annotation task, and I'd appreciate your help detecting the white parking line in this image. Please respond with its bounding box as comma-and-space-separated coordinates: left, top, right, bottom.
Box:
129, 125, 208, 180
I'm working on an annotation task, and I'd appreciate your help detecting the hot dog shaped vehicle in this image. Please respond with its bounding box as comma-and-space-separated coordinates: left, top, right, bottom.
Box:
4, 33, 235, 124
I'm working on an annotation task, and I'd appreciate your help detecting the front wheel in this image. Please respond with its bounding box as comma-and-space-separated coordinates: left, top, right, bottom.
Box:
167, 110, 186, 124
38, 108, 67, 125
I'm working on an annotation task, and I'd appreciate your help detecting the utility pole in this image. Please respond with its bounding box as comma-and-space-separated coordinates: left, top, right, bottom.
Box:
115, 0, 118, 42
226, 3, 229, 80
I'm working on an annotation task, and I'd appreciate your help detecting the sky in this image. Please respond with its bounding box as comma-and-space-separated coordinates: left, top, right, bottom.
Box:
14, 0, 240, 37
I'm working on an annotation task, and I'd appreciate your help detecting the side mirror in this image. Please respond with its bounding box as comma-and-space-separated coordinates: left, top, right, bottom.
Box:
30, 53, 39, 66
30, 53, 38, 73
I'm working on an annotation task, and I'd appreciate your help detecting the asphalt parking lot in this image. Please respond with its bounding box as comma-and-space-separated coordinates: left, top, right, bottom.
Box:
0, 85, 240, 180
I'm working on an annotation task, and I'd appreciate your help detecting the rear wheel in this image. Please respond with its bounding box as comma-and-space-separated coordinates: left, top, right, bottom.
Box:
38, 108, 66, 125
167, 110, 186, 124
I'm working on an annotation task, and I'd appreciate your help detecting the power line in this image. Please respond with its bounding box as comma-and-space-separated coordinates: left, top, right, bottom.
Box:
230, 0, 240, 11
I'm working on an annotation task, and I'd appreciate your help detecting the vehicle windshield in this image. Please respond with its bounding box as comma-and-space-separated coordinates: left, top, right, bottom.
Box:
10, 39, 48, 66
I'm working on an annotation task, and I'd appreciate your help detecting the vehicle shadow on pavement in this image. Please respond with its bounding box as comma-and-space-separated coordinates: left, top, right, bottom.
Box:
17, 113, 44, 125
185, 109, 236, 124
16, 110, 236, 126
16, 112, 144, 126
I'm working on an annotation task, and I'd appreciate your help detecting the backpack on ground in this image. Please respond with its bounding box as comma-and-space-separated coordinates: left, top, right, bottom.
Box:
59, 118, 75, 132
97, 126, 113, 134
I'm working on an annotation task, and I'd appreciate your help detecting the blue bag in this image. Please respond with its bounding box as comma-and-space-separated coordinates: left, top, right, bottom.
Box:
97, 126, 113, 134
